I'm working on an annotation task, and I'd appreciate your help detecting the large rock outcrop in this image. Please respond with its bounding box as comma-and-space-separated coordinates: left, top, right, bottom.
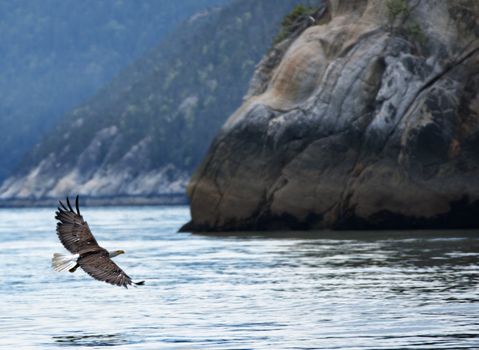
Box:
183, 0, 479, 231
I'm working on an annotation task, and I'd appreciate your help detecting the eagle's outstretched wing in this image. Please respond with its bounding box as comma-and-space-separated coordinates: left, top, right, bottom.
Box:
54, 195, 144, 288
78, 251, 133, 288
55, 196, 99, 254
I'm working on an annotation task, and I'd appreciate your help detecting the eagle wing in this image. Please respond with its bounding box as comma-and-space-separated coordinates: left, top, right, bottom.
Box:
78, 251, 133, 288
55, 196, 99, 254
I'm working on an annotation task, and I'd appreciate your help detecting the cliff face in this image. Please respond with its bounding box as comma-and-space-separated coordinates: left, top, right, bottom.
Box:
183, 0, 479, 231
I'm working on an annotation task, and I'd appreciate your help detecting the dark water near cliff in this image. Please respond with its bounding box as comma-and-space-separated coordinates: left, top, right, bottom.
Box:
0, 206, 478, 349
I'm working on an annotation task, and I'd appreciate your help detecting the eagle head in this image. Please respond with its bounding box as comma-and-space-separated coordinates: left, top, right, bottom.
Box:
109, 250, 125, 258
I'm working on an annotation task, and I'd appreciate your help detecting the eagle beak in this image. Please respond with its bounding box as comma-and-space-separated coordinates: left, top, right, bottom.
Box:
108, 249, 126, 258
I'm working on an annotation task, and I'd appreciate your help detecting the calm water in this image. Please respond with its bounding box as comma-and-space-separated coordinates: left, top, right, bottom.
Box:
0, 206, 478, 349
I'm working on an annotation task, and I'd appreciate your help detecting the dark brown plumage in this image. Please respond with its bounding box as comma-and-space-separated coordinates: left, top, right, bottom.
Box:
53, 195, 144, 288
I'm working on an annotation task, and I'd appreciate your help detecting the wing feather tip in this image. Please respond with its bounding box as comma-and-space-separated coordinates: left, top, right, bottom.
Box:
75, 195, 81, 215
59, 199, 69, 210
66, 196, 73, 212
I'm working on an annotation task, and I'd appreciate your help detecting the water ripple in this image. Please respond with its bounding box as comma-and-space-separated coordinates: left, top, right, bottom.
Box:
0, 206, 478, 349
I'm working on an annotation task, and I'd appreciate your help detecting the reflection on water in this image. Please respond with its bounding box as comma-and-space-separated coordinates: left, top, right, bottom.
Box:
0, 206, 478, 349
53, 333, 130, 347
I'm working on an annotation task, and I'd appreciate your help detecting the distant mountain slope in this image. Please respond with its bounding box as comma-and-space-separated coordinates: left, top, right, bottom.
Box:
0, 0, 229, 182
0, 0, 320, 200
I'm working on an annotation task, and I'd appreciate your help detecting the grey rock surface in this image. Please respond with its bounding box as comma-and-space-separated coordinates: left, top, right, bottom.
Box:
0, 127, 188, 199
183, 0, 479, 231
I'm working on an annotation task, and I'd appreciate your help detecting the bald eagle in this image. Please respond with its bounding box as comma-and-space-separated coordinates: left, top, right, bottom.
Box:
52, 196, 144, 288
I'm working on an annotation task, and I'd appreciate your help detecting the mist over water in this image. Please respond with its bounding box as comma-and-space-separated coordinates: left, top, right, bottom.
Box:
0, 206, 478, 349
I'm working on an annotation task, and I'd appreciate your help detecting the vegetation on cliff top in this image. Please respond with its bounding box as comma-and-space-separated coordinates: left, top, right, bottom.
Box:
273, 4, 318, 44
386, 0, 427, 46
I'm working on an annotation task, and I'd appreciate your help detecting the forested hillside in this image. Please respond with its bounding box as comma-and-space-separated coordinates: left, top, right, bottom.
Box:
0, 0, 320, 201
0, 0, 228, 181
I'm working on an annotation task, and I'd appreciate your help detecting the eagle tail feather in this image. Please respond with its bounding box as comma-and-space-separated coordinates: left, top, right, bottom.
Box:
52, 253, 79, 272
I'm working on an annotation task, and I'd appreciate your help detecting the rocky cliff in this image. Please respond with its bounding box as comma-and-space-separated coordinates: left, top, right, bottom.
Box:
183, 0, 479, 231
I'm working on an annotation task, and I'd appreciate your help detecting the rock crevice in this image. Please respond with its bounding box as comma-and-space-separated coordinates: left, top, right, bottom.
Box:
183, 0, 479, 231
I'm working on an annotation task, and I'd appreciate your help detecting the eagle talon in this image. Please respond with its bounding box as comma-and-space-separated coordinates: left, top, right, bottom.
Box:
69, 264, 79, 273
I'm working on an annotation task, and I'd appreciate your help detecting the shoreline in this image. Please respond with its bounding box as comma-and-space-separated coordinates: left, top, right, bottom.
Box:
0, 194, 188, 208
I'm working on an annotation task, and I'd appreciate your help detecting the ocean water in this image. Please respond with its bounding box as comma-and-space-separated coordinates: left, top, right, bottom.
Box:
0, 206, 478, 349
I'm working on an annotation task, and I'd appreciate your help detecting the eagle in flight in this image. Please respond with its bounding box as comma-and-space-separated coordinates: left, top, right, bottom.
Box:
52, 196, 144, 288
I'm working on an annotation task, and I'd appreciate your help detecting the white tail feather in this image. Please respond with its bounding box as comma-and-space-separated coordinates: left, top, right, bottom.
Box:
52, 253, 79, 272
